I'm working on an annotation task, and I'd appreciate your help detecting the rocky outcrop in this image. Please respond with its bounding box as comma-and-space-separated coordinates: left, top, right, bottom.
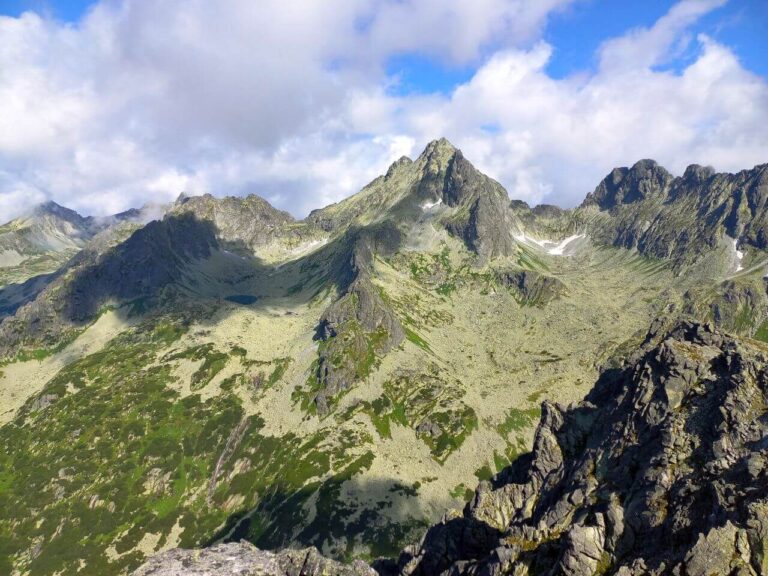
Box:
171, 193, 308, 253
495, 269, 567, 306
432, 142, 520, 261
133, 542, 375, 576
312, 222, 405, 413
394, 321, 768, 575
582, 160, 674, 210
683, 277, 768, 337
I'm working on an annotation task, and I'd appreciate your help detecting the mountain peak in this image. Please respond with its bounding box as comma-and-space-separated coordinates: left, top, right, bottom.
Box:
583, 159, 674, 210
419, 137, 458, 161
32, 200, 79, 218
629, 158, 660, 171
384, 155, 413, 178
682, 163, 715, 183
27, 201, 91, 229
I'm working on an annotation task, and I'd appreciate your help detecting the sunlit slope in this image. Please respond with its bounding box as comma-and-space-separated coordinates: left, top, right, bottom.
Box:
0, 233, 698, 575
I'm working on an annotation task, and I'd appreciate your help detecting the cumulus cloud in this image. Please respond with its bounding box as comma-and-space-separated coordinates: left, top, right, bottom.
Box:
0, 0, 766, 220
596, 0, 728, 71
0, 0, 574, 218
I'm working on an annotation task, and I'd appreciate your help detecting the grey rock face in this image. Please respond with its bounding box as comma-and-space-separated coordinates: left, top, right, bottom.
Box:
133, 542, 376, 576
438, 148, 520, 261
172, 193, 303, 252
582, 160, 674, 210
682, 277, 768, 336
531, 204, 567, 219
313, 223, 405, 413
396, 321, 768, 575
584, 161, 768, 266
495, 269, 567, 306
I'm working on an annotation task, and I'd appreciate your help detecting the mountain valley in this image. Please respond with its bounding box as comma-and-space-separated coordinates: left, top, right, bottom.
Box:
0, 139, 767, 575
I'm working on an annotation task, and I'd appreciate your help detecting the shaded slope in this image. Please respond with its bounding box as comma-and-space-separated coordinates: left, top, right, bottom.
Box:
0, 214, 219, 359
310, 222, 406, 414
394, 321, 768, 576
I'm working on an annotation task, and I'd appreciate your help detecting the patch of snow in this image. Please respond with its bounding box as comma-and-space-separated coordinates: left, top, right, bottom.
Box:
421, 198, 443, 211
547, 234, 586, 256
513, 233, 554, 249
513, 232, 584, 256
733, 238, 744, 272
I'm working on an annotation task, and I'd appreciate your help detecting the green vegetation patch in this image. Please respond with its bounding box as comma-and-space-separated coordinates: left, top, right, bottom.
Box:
396, 246, 494, 298
164, 343, 229, 390
753, 321, 768, 343
356, 368, 477, 463
404, 326, 431, 352
0, 314, 388, 575
296, 292, 392, 414
498, 407, 542, 438
474, 464, 494, 482
450, 483, 474, 502
266, 357, 292, 387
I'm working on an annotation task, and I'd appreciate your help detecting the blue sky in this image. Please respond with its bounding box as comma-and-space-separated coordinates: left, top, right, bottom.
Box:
0, 0, 94, 22
546, 0, 768, 77
0, 0, 766, 218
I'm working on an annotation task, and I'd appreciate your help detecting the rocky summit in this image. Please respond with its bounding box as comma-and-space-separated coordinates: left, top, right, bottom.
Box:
395, 321, 768, 576
1, 140, 767, 576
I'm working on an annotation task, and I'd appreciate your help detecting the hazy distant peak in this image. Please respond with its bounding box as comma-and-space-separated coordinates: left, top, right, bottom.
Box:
682, 164, 716, 182
30, 200, 89, 225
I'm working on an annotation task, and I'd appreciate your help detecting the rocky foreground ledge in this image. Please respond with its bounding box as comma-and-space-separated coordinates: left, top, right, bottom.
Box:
134, 321, 768, 576
133, 541, 376, 576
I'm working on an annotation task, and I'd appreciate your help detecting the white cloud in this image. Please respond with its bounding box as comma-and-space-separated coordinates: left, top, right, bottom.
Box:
597, 0, 727, 72
0, 0, 575, 220
0, 0, 766, 221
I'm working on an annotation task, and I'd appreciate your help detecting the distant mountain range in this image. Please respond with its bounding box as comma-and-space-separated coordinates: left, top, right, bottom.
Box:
0, 139, 766, 576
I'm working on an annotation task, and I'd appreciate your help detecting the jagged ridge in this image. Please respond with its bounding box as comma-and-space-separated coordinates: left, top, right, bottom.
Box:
394, 320, 768, 576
